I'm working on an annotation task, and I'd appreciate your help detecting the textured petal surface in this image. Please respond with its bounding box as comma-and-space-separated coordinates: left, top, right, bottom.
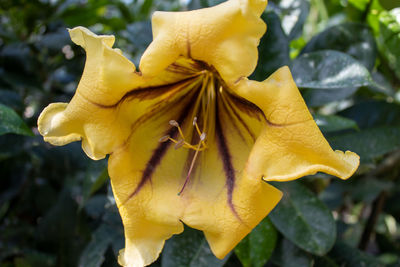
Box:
233, 66, 360, 181
107, 84, 282, 264
139, 0, 267, 83
38, 27, 189, 160
37, 2, 360, 265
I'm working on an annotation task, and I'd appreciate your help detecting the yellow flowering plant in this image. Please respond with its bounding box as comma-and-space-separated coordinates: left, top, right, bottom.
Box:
37, 0, 359, 266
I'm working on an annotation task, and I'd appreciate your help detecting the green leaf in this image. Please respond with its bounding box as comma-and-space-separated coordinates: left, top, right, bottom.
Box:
367, 0, 385, 34
328, 126, 400, 163
338, 100, 400, 129
314, 114, 358, 132
81, 161, 109, 208
301, 23, 377, 70
291, 50, 373, 89
162, 227, 229, 267
303, 87, 358, 107
379, 0, 400, 10
378, 8, 400, 80
271, 238, 313, 267
270, 0, 310, 40
251, 11, 290, 80
0, 104, 33, 136
269, 181, 336, 255
235, 218, 277, 267
329, 242, 384, 267
79, 224, 121, 267
348, 0, 370, 11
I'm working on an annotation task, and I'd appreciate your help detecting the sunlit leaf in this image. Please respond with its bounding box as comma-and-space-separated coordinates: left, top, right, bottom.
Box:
379, 0, 400, 10
348, 0, 370, 11
291, 50, 373, 89
269, 0, 310, 40
378, 8, 400, 80
301, 23, 377, 70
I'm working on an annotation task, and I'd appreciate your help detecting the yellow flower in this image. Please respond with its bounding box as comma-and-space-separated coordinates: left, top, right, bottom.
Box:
37, 0, 360, 266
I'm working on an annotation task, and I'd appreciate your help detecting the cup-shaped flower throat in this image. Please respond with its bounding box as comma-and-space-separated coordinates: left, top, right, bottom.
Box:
37, 1, 360, 266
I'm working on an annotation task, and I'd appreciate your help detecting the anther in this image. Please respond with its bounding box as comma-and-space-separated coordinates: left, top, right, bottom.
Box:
174, 139, 184, 149
192, 116, 197, 126
200, 132, 206, 141
169, 120, 179, 127
158, 135, 170, 143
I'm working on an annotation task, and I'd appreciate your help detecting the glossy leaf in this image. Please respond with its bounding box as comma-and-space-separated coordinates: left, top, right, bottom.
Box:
301, 23, 377, 70
270, 0, 310, 40
338, 100, 400, 129
329, 126, 400, 163
162, 227, 229, 267
269, 181, 336, 255
0, 104, 33, 136
251, 11, 290, 80
303, 87, 358, 107
291, 50, 373, 89
79, 224, 121, 267
235, 218, 277, 267
314, 114, 358, 133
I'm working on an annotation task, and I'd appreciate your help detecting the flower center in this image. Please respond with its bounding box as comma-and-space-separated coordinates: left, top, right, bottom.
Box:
159, 60, 223, 195
119, 58, 265, 204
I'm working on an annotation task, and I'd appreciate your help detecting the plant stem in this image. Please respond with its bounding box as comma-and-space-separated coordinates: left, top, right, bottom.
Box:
358, 191, 387, 250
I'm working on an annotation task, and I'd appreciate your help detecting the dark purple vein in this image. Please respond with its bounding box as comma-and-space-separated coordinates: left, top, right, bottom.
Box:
124, 92, 197, 203
215, 94, 241, 222
90, 76, 199, 109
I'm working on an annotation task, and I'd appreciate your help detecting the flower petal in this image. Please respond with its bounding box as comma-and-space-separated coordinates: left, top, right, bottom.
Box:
38, 27, 196, 160
139, 0, 267, 83
234, 66, 360, 181
108, 98, 282, 264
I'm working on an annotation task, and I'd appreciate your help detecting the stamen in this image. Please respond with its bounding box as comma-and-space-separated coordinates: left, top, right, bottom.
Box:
162, 117, 208, 195
169, 120, 179, 127
159, 135, 170, 142
174, 139, 184, 149
178, 141, 202, 196
169, 119, 186, 141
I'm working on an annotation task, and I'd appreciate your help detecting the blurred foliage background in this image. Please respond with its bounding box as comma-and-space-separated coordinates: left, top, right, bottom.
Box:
1, 0, 400, 266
